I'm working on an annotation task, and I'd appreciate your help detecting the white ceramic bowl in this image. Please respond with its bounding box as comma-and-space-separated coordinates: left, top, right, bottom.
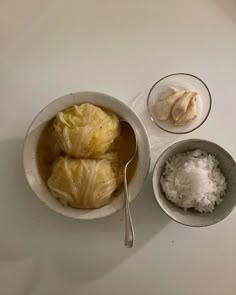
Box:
23, 91, 151, 219
152, 139, 236, 227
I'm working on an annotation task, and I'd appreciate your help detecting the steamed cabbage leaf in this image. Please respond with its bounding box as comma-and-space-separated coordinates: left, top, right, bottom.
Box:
48, 157, 121, 208
54, 103, 120, 158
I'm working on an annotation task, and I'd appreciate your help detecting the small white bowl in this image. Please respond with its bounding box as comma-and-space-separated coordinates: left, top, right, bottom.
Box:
147, 73, 212, 134
152, 139, 236, 227
23, 91, 151, 219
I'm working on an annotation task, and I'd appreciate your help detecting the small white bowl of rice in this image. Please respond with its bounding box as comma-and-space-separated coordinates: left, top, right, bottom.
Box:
152, 139, 236, 227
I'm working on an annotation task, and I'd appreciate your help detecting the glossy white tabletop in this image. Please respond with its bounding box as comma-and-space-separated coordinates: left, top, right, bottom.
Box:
0, 1, 236, 294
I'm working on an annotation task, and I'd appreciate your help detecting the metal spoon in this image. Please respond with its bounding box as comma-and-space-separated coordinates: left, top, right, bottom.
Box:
119, 121, 137, 248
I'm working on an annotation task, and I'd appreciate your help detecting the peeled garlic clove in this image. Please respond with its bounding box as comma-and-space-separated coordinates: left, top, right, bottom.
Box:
175, 96, 197, 126
156, 90, 185, 120
159, 86, 179, 101
168, 86, 179, 94
172, 92, 197, 121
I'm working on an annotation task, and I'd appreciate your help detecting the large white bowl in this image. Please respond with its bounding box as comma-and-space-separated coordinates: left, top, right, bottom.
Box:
23, 91, 151, 219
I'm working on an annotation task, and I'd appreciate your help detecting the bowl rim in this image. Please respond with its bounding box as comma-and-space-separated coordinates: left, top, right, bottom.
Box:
152, 138, 236, 227
147, 73, 212, 135
23, 91, 151, 219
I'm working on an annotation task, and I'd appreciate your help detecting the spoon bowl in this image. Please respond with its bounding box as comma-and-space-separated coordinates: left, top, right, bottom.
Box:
119, 120, 137, 163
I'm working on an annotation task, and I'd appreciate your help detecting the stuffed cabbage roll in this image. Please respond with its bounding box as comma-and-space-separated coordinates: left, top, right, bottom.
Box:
54, 103, 120, 158
48, 157, 121, 208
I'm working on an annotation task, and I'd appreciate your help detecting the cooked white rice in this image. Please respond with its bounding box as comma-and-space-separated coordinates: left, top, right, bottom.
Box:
160, 149, 227, 213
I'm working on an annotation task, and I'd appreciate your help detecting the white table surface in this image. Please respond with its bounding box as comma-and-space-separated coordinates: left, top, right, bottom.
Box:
1, 0, 236, 294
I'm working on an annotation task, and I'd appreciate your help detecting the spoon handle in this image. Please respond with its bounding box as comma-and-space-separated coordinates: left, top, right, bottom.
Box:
124, 166, 135, 248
